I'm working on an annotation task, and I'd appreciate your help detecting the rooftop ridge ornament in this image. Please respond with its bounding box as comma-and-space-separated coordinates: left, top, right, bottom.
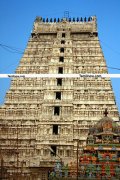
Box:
34, 16, 94, 23
104, 108, 108, 117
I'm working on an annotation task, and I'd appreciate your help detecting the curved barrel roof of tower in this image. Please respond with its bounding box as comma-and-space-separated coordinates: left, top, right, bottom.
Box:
32, 16, 97, 35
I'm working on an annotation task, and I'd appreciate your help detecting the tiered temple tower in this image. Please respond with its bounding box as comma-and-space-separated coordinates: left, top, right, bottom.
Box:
0, 16, 119, 179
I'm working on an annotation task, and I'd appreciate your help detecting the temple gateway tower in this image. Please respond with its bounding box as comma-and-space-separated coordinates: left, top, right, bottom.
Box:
0, 16, 119, 178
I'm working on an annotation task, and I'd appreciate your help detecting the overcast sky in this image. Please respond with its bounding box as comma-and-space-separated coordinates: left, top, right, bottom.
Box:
0, 0, 120, 112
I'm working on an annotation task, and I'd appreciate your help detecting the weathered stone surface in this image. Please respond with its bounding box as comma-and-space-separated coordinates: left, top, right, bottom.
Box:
0, 16, 119, 178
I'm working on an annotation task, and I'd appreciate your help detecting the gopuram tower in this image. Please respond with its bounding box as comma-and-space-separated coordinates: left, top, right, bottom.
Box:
0, 16, 119, 178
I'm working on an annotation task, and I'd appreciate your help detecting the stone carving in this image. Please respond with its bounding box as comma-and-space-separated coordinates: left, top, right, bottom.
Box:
0, 16, 119, 179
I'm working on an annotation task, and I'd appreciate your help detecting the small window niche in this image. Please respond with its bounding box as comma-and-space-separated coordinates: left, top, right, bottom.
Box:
58, 67, 63, 74
54, 106, 60, 115
56, 92, 61, 100
61, 40, 65, 44
62, 33, 65, 38
59, 56, 64, 62
50, 145, 57, 156
60, 48, 64, 53
57, 78, 62, 86
53, 125, 58, 135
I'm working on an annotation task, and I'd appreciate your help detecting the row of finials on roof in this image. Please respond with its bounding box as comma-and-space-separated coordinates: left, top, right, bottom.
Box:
35, 17, 93, 23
